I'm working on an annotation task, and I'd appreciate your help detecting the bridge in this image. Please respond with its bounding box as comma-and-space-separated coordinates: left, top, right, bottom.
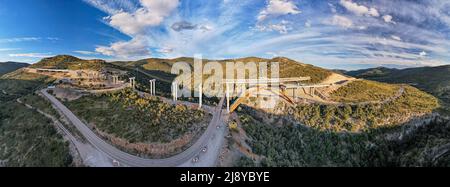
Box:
168, 76, 337, 113
223, 77, 334, 113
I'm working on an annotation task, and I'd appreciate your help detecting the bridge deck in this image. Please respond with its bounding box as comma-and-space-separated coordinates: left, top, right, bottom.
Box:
223, 77, 311, 84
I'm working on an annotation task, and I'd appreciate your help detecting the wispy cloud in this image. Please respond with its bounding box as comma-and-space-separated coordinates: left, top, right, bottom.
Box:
0, 37, 41, 43
73, 50, 98, 55
46, 37, 60, 41
82, 0, 450, 69
9, 53, 52, 58
0, 37, 60, 43
0, 48, 20, 52
83, 0, 138, 15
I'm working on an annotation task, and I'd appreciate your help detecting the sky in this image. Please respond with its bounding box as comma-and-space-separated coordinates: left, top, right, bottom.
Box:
0, 0, 449, 70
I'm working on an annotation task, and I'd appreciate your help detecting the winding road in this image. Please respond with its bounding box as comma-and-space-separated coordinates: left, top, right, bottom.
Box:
40, 89, 226, 167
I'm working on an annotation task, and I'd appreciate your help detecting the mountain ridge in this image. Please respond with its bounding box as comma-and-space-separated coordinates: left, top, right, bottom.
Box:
0, 61, 29, 76
345, 65, 450, 113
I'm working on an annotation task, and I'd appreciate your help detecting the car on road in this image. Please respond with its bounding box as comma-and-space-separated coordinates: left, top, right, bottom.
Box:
192, 156, 199, 163
201, 146, 207, 153
112, 160, 120, 167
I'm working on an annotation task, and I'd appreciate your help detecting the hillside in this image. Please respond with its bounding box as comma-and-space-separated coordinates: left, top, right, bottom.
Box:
236, 106, 449, 167
29, 55, 106, 70
64, 89, 211, 158
330, 80, 400, 103
112, 57, 332, 84
0, 61, 29, 76
346, 65, 450, 113
344, 67, 398, 78
2, 55, 445, 167
0, 69, 72, 166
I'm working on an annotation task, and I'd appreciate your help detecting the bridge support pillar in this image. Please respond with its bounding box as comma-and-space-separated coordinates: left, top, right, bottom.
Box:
172, 82, 178, 101
112, 75, 119, 85
226, 83, 230, 113
198, 85, 202, 109
149, 79, 156, 96
129, 77, 136, 89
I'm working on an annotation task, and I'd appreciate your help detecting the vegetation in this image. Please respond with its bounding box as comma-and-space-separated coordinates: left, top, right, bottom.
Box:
292, 86, 439, 132
65, 89, 210, 143
0, 74, 53, 100
331, 80, 400, 103
0, 71, 72, 167
0, 62, 28, 76
345, 65, 450, 114
113, 56, 332, 84
30, 55, 106, 70
1, 69, 54, 82
0, 101, 73, 167
110, 56, 332, 107
21, 94, 59, 116
236, 106, 450, 167
273, 57, 331, 83
0, 70, 55, 103
109, 63, 220, 106
345, 67, 397, 78
235, 77, 443, 166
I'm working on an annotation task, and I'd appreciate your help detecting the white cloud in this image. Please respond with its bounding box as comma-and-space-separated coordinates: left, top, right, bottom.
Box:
83, 0, 138, 15
46, 37, 60, 41
89, 0, 179, 57
199, 25, 213, 32
106, 0, 179, 36
157, 46, 174, 54
73, 50, 98, 55
339, 0, 379, 17
382, 15, 395, 23
328, 3, 337, 13
0, 37, 41, 43
391, 35, 401, 41
9, 53, 52, 58
266, 51, 280, 57
420, 51, 427, 57
257, 20, 292, 34
95, 36, 150, 58
305, 20, 312, 28
325, 15, 354, 29
258, 0, 301, 21
0, 48, 20, 52
82, 0, 450, 67
375, 1, 450, 27
0, 37, 60, 43
226, 32, 321, 55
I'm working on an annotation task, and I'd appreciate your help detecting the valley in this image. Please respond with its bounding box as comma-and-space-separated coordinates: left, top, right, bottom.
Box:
0, 55, 448, 167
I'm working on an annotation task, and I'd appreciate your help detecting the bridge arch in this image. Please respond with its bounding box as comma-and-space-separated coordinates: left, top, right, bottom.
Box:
228, 86, 294, 113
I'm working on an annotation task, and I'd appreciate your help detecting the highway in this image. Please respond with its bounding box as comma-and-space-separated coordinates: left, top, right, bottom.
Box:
40, 89, 226, 167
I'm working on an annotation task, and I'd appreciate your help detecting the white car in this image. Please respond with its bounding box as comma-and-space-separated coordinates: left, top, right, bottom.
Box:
192, 156, 199, 163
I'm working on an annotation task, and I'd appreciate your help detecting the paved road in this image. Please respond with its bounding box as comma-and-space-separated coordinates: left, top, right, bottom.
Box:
41, 89, 226, 167
180, 110, 227, 167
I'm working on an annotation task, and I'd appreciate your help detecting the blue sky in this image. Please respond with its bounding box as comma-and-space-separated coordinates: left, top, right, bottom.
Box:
0, 0, 449, 70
